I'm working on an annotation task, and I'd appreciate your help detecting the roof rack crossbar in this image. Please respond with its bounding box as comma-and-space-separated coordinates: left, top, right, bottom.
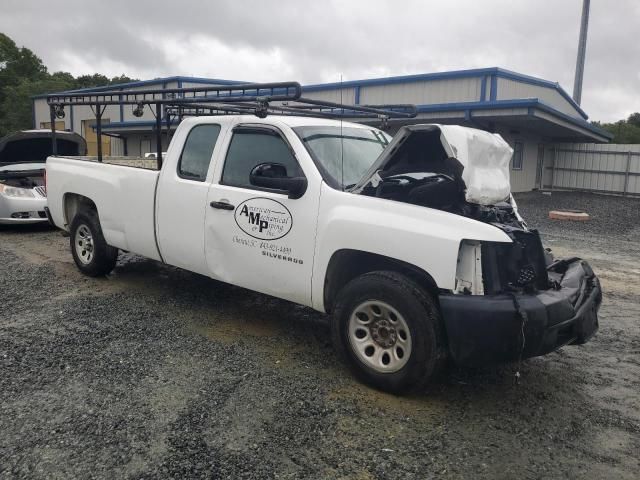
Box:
164, 100, 417, 120
166, 101, 347, 120
46, 81, 303, 107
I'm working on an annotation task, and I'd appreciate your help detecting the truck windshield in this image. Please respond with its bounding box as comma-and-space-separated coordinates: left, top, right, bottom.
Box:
294, 126, 391, 189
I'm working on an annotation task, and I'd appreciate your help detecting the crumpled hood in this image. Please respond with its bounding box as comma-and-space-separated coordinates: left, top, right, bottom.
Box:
437, 125, 513, 205
352, 124, 514, 206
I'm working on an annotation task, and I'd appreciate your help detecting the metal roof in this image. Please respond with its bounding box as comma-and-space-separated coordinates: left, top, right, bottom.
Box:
303, 67, 589, 120
33, 67, 612, 142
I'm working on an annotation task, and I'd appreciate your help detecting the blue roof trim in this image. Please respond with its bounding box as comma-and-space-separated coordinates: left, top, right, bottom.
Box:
413, 98, 611, 140
303, 67, 588, 120
494, 68, 588, 119
119, 90, 124, 122
531, 101, 611, 139
303, 67, 500, 92
415, 99, 532, 113
489, 75, 497, 101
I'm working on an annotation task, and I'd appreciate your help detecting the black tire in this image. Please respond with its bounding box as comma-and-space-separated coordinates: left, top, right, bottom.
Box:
331, 271, 445, 393
69, 210, 118, 277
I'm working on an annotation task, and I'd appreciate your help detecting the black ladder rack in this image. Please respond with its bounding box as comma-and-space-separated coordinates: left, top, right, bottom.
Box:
46, 81, 417, 169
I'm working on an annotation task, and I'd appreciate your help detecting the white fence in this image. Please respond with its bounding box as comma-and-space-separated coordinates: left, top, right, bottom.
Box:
543, 143, 640, 196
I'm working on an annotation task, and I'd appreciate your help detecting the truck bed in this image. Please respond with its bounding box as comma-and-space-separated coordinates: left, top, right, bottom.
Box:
45, 155, 162, 261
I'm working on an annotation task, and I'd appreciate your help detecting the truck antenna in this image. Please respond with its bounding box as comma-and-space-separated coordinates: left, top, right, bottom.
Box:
340, 74, 344, 191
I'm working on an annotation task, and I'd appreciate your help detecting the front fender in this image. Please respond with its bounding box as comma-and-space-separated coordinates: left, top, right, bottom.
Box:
311, 185, 511, 311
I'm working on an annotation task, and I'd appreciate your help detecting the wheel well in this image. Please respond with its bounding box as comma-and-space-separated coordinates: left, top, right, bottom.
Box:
63, 193, 97, 228
323, 249, 440, 313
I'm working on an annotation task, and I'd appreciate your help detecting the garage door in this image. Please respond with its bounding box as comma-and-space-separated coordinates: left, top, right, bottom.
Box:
40, 121, 65, 130
81, 119, 111, 157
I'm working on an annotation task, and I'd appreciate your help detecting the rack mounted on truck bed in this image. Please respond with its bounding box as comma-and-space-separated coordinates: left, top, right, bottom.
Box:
46, 81, 417, 169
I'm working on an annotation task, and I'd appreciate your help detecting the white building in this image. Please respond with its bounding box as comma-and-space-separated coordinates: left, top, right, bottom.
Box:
32, 67, 611, 192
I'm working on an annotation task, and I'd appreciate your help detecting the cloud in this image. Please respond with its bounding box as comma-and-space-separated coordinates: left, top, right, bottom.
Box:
0, 0, 638, 121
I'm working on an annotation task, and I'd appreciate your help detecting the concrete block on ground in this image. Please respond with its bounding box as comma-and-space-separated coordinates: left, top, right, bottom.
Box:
549, 210, 590, 221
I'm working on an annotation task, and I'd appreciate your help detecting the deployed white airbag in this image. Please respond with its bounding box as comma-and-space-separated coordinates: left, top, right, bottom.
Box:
438, 125, 513, 205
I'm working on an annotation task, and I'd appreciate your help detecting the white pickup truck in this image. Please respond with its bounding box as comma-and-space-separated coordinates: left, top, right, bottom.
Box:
45, 114, 602, 392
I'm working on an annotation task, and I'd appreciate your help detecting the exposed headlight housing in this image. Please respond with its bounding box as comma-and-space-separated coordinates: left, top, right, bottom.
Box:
454, 240, 484, 295
0, 184, 35, 198
455, 230, 551, 296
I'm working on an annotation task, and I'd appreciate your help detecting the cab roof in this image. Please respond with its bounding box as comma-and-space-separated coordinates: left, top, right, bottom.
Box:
182, 114, 375, 130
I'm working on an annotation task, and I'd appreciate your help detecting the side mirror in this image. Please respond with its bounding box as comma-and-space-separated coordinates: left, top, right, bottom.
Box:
250, 162, 307, 199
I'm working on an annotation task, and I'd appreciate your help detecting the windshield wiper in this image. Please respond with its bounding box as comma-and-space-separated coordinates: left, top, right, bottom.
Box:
371, 130, 389, 146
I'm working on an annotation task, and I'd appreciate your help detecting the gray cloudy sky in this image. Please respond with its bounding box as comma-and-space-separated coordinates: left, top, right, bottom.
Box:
1, 0, 637, 122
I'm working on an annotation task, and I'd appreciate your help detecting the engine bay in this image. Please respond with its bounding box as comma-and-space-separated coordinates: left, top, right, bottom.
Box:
358, 127, 525, 228
356, 126, 554, 294
0, 168, 45, 189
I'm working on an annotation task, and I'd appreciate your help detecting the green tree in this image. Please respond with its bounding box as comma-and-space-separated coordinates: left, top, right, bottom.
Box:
592, 114, 640, 144
74, 73, 139, 90
627, 112, 640, 128
109, 74, 138, 85
0, 33, 138, 136
0, 33, 48, 103
74, 73, 110, 89
0, 76, 77, 136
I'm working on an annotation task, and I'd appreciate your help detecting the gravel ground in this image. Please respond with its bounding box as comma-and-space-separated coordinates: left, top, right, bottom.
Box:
1, 191, 639, 479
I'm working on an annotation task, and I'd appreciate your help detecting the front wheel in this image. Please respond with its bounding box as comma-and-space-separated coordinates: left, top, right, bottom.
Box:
70, 210, 118, 277
331, 271, 445, 393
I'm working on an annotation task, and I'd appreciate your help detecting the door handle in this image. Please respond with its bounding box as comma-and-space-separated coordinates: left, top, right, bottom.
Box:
210, 200, 235, 210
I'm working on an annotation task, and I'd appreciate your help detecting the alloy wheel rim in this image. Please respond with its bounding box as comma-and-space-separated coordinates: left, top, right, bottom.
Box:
75, 224, 94, 264
348, 300, 412, 373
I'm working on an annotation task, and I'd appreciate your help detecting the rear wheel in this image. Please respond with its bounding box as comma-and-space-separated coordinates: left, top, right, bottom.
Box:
331, 271, 445, 393
70, 210, 118, 276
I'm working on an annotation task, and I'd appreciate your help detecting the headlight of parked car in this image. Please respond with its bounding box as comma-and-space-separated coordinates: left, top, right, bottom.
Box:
0, 184, 35, 198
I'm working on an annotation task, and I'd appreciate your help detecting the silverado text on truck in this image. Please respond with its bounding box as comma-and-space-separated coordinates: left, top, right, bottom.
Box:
44, 83, 602, 392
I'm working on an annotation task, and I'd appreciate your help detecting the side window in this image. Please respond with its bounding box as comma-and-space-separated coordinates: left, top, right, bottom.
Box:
221, 129, 303, 189
178, 124, 221, 181
511, 141, 524, 170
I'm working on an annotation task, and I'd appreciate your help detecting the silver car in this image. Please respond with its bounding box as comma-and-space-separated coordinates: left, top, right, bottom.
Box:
0, 129, 86, 224
0, 162, 48, 224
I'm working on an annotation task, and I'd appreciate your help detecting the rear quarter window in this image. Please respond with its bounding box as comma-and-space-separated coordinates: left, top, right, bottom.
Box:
178, 124, 221, 181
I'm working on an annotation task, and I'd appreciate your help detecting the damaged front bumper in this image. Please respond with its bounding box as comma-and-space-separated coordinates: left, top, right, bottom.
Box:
439, 258, 602, 367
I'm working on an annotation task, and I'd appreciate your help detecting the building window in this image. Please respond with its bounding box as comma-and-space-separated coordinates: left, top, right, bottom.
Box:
511, 141, 524, 170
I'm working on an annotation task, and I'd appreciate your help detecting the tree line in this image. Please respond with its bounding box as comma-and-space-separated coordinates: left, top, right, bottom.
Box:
592, 113, 640, 144
0, 33, 137, 137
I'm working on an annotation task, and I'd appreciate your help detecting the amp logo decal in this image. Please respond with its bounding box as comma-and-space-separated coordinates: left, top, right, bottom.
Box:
234, 198, 293, 241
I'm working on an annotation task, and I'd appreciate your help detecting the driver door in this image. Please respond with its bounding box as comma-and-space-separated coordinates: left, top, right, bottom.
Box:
205, 123, 321, 306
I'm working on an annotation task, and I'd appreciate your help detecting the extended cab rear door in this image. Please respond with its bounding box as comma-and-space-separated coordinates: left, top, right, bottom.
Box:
205, 121, 321, 306
156, 119, 228, 275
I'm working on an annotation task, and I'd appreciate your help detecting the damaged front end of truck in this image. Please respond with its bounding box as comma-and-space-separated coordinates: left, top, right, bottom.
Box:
352, 124, 602, 366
